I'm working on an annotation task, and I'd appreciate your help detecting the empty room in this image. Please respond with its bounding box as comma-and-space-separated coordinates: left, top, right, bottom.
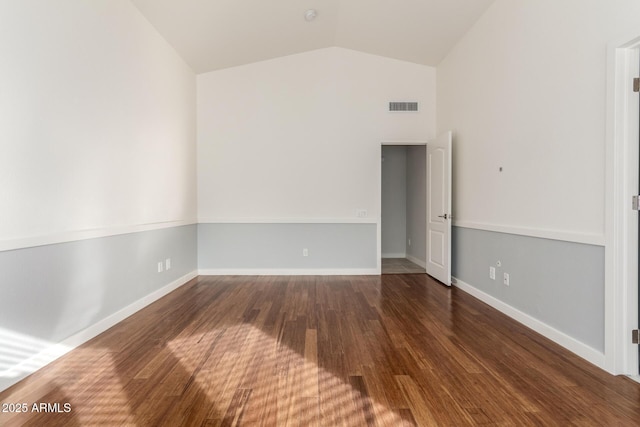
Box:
3, 0, 640, 425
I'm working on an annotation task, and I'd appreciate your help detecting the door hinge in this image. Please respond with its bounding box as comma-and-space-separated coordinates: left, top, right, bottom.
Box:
634, 77, 640, 93
633, 329, 639, 344
633, 195, 640, 210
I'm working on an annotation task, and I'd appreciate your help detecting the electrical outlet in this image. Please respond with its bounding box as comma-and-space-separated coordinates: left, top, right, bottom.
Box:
303, 248, 309, 257
157, 262, 164, 273
489, 266, 496, 280
165, 258, 171, 270
503, 272, 510, 286
408, 239, 411, 246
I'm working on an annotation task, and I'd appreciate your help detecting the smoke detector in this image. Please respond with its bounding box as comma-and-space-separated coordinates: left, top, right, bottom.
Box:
304, 9, 317, 21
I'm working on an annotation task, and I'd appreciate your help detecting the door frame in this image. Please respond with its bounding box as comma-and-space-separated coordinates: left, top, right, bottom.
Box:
606, 34, 640, 375
378, 141, 428, 274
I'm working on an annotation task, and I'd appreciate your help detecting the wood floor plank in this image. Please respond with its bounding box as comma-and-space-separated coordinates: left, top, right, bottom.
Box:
2, 274, 640, 426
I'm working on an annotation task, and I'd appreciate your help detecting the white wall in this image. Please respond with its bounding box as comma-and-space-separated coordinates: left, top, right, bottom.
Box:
0, 0, 197, 246
381, 146, 407, 257
438, 0, 640, 371
0, 0, 198, 393
437, 0, 640, 241
198, 47, 435, 222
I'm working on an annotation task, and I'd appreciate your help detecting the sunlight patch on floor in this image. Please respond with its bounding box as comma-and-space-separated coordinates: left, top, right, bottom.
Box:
167, 324, 407, 425
0, 328, 70, 381
0, 346, 135, 426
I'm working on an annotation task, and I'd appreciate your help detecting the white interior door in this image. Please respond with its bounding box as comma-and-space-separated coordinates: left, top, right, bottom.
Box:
426, 131, 452, 285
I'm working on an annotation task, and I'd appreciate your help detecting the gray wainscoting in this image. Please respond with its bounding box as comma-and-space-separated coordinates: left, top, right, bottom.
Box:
0, 224, 197, 390
452, 226, 604, 352
198, 223, 377, 271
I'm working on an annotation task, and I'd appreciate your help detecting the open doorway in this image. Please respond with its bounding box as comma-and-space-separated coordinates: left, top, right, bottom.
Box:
381, 144, 427, 274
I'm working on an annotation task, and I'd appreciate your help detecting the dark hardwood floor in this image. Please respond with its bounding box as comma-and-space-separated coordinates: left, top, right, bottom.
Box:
1, 274, 640, 426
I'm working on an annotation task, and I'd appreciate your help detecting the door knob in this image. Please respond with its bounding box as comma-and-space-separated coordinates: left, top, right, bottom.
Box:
437, 214, 449, 220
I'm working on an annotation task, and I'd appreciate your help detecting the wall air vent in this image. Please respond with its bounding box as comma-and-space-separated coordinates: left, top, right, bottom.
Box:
389, 102, 418, 112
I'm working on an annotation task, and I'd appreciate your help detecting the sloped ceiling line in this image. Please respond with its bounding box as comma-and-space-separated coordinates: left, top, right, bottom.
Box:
131, 0, 495, 73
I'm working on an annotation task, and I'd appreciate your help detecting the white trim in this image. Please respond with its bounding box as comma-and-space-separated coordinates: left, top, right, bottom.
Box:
453, 277, 606, 369
628, 375, 640, 384
0, 271, 198, 392
406, 254, 427, 269
0, 219, 197, 253
198, 268, 379, 276
453, 220, 605, 246
605, 34, 640, 375
61, 271, 197, 346
382, 253, 407, 258
376, 221, 382, 274
381, 140, 429, 146
377, 144, 383, 277
198, 218, 377, 224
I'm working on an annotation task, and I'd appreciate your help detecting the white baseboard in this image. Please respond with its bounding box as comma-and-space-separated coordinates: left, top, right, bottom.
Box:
452, 277, 606, 369
382, 253, 407, 259
62, 271, 198, 348
0, 271, 198, 393
198, 268, 379, 276
406, 254, 427, 269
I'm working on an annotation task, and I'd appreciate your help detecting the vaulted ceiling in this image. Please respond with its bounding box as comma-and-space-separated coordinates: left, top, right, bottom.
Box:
131, 0, 495, 73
